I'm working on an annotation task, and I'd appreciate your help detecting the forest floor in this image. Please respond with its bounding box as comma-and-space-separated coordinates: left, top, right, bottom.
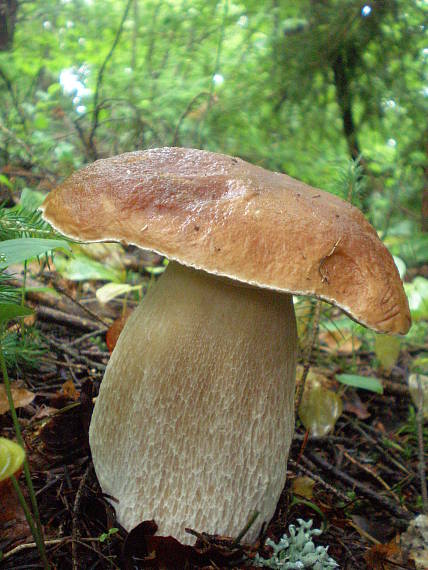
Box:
0, 252, 427, 570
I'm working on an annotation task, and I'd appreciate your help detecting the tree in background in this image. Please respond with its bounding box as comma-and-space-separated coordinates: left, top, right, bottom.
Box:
0, 0, 426, 236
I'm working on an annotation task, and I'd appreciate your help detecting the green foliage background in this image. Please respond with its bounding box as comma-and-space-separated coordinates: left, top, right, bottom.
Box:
0, 0, 427, 241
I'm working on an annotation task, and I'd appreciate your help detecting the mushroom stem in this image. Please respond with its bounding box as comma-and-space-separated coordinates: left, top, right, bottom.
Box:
89, 261, 297, 544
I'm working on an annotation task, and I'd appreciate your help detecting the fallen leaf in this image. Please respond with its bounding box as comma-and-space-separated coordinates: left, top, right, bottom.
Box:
106, 309, 133, 354
0, 478, 31, 546
96, 282, 142, 304
0, 437, 25, 481
0, 439, 29, 547
292, 476, 315, 499
319, 329, 361, 354
365, 540, 404, 570
375, 334, 401, 371
0, 384, 35, 415
343, 390, 371, 419
298, 373, 343, 437
61, 379, 80, 401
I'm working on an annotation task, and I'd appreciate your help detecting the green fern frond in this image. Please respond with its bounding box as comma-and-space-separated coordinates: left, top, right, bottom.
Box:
0, 206, 60, 241
1, 329, 44, 369
0, 270, 21, 305
329, 158, 367, 209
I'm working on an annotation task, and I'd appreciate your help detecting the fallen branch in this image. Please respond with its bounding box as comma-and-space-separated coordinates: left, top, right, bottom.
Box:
35, 305, 102, 332
307, 451, 413, 524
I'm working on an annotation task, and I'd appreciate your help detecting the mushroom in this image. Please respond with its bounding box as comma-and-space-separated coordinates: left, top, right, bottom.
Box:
41, 147, 411, 544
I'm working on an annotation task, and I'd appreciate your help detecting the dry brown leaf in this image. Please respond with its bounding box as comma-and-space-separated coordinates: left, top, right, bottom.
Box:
319, 329, 362, 354
343, 390, 371, 419
0, 479, 31, 546
61, 379, 80, 401
106, 309, 133, 354
365, 539, 408, 570
0, 385, 35, 415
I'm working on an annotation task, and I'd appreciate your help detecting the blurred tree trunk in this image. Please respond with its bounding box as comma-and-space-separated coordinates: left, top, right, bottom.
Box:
331, 49, 361, 161
0, 0, 18, 51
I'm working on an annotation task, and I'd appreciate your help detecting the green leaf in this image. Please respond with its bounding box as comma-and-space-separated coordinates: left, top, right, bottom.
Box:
0, 175, 12, 189
0, 238, 71, 268
0, 303, 33, 324
0, 437, 25, 482
144, 265, 167, 276
336, 374, 383, 394
55, 254, 124, 282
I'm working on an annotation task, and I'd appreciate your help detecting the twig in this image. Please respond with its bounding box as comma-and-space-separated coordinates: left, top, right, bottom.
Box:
307, 451, 412, 523
88, 0, 133, 158
348, 520, 380, 545
41, 333, 106, 372
72, 463, 92, 570
345, 415, 411, 476
293, 433, 348, 445
2, 538, 66, 560
294, 301, 321, 414
172, 91, 210, 146
49, 279, 109, 326
341, 448, 403, 505
35, 305, 102, 332
3, 536, 120, 568
290, 457, 350, 503
415, 374, 428, 514
68, 327, 108, 347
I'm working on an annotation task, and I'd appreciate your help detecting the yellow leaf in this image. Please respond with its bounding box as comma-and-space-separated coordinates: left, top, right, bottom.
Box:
298, 376, 343, 437
292, 476, 315, 499
375, 335, 401, 371
0, 437, 25, 481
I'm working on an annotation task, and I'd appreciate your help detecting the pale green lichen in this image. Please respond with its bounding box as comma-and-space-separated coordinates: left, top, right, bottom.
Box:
254, 519, 338, 569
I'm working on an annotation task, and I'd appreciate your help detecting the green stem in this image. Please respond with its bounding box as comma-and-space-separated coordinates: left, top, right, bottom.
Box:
10, 475, 46, 559
21, 260, 27, 306
0, 345, 50, 569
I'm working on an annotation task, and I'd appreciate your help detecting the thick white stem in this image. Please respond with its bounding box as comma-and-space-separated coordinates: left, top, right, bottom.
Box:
89, 262, 297, 543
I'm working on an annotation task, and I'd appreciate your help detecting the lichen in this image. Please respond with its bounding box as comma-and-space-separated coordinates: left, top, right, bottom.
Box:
253, 519, 338, 569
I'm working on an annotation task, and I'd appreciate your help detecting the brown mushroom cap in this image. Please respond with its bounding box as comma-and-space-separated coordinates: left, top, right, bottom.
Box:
41, 147, 410, 334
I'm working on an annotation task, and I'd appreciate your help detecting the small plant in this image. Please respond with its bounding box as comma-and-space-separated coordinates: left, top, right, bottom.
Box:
254, 519, 338, 569
98, 527, 119, 543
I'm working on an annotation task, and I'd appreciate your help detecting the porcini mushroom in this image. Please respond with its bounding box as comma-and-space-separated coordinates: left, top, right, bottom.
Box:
41, 147, 411, 544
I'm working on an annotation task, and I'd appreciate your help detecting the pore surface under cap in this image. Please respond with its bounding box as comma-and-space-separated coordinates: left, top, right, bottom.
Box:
41, 147, 410, 334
